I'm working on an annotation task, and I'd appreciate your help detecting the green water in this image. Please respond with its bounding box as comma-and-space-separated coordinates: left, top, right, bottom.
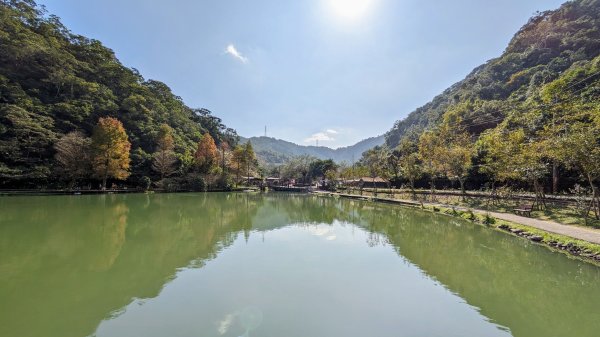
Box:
0, 193, 598, 337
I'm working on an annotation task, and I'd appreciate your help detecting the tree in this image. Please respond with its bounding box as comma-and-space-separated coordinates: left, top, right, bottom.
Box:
556, 120, 600, 220
418, 130, 443, 199
396, 139, 422, 200
152, 124, 177, 180
194, 133, 219, 174
91, 117, 131, 189
439, 130, 474, 199
54, 131, 91, 187
231, 145, 246, 186
243, 142, 257, 186
360, 147, 390, 196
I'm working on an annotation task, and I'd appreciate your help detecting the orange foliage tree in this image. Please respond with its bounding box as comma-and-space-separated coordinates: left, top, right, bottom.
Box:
91, 117, 131, 189
194, 133, 218, 173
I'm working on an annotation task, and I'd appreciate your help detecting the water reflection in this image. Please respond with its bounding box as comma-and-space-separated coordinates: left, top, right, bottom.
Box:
0, 193, 598, 337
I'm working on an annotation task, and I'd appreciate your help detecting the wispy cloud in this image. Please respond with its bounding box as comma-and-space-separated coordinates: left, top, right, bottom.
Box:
304, 129, 339, 144
225, 44, 248, 63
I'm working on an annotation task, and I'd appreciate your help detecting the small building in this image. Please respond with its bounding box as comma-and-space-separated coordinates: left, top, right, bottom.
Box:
344, 177, 389, 189
239, 176, 263, 186
265, 177, 281, 186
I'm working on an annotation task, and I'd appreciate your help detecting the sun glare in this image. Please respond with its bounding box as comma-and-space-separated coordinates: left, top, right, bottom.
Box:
327, 0, 375, 21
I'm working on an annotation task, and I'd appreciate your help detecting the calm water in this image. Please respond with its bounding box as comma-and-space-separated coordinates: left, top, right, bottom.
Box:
0, 193, 599, 337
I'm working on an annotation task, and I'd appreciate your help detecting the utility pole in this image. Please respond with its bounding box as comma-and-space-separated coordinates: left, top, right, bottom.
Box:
264, 125, 267, 138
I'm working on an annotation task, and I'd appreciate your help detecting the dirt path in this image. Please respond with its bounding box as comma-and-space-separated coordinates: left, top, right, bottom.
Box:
315, 191, 600, 245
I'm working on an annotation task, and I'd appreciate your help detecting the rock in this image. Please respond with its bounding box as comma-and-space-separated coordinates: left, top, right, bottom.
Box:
510, 228, 524, 234
530, 235, 543, 242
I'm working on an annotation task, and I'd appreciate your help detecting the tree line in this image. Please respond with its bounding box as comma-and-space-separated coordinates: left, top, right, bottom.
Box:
54, 116, 257, 191
0, 0, 239, 188
350, 56, 600, 221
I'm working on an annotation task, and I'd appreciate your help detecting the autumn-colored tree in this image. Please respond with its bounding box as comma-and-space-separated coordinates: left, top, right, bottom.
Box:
152, 124, 178, 180
54, 131, 92, 187
91, 117, 131, 189
194, 133, 219, 174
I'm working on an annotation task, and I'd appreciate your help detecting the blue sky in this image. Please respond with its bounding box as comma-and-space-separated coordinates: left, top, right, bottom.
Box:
39, 0, 565, 148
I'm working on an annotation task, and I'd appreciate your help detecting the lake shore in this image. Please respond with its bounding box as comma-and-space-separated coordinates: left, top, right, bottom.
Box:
312, 190, 600, 265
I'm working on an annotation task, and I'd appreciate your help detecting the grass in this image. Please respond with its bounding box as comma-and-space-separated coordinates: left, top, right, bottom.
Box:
327, 189, 600, 264
425, 204, 600, 260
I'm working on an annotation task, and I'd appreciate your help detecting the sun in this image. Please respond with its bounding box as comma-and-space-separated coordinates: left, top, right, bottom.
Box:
326, 0, 376, 21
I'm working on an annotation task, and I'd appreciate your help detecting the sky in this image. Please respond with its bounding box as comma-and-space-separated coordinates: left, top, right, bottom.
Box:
39, 0, 565, 148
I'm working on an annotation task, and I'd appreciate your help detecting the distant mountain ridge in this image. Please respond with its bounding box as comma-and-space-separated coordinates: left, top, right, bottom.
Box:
240, 135, 385, 165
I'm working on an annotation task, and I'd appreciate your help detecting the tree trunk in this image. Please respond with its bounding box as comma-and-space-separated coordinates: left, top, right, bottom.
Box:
430, 177, 435, 201
410, 180, 416, 200
587, 174, 600, 220
552, 163, 559, 195
459, 178, 466, 201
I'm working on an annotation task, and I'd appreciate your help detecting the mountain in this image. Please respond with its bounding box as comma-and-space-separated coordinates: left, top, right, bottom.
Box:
0, 1, 237, 187
384, 0, 600, 148
240, 135, 385, 165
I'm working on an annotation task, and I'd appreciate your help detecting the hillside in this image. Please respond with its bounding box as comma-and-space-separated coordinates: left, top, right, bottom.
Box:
0, 0, 237, 187
241, 135, 385, 165
385, 0, 600, 147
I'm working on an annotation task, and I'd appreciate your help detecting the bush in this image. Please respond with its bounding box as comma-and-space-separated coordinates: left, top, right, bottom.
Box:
462, 210, 477, 221
140, 176, 152, 191
483, 213, 496, 225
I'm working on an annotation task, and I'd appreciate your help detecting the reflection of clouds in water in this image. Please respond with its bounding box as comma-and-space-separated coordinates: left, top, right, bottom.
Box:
216, 307, 262, 336
307, 226, 330, 236
307, 226, 337, 241
217, 313, 234, 335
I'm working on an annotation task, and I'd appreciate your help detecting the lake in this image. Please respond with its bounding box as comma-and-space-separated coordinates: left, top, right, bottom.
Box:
0, 193, 599, 337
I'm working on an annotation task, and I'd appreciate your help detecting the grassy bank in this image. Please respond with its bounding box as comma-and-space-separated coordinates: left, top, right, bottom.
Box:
318, 191, 600, 265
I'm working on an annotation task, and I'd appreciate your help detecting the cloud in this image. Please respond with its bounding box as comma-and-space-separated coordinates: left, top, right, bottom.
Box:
303, 129, 339, 143
225, 44, 248, 63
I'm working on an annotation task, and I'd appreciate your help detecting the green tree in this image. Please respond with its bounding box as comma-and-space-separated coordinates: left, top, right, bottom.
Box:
418, 130, 443, 199
396, 139, 422, 200
243, 142, 257, 186
439, 129, 474, 199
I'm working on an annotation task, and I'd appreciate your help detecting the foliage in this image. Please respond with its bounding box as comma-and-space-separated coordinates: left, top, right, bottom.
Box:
152, 124, 178, 180
54, 131, 91, 186
91, 117, 131, 188
194, 133, 218, 174
0, 0, 238, 187
385, 0, 600, 148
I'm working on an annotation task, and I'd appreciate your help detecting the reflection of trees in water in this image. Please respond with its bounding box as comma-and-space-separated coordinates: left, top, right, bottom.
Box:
1, 194, 599, 337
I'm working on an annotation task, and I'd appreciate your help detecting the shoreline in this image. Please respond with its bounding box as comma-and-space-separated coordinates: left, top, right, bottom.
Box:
312, 190, 600, 266
0, 187, 259, 196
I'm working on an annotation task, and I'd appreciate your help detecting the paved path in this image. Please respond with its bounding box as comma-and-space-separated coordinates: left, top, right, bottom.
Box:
315, 191, 600, 245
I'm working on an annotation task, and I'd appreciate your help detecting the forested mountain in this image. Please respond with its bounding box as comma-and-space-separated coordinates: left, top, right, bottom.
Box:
0, 0, 238, 187
385, 0, 600, 148
241, 135, 384, 165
